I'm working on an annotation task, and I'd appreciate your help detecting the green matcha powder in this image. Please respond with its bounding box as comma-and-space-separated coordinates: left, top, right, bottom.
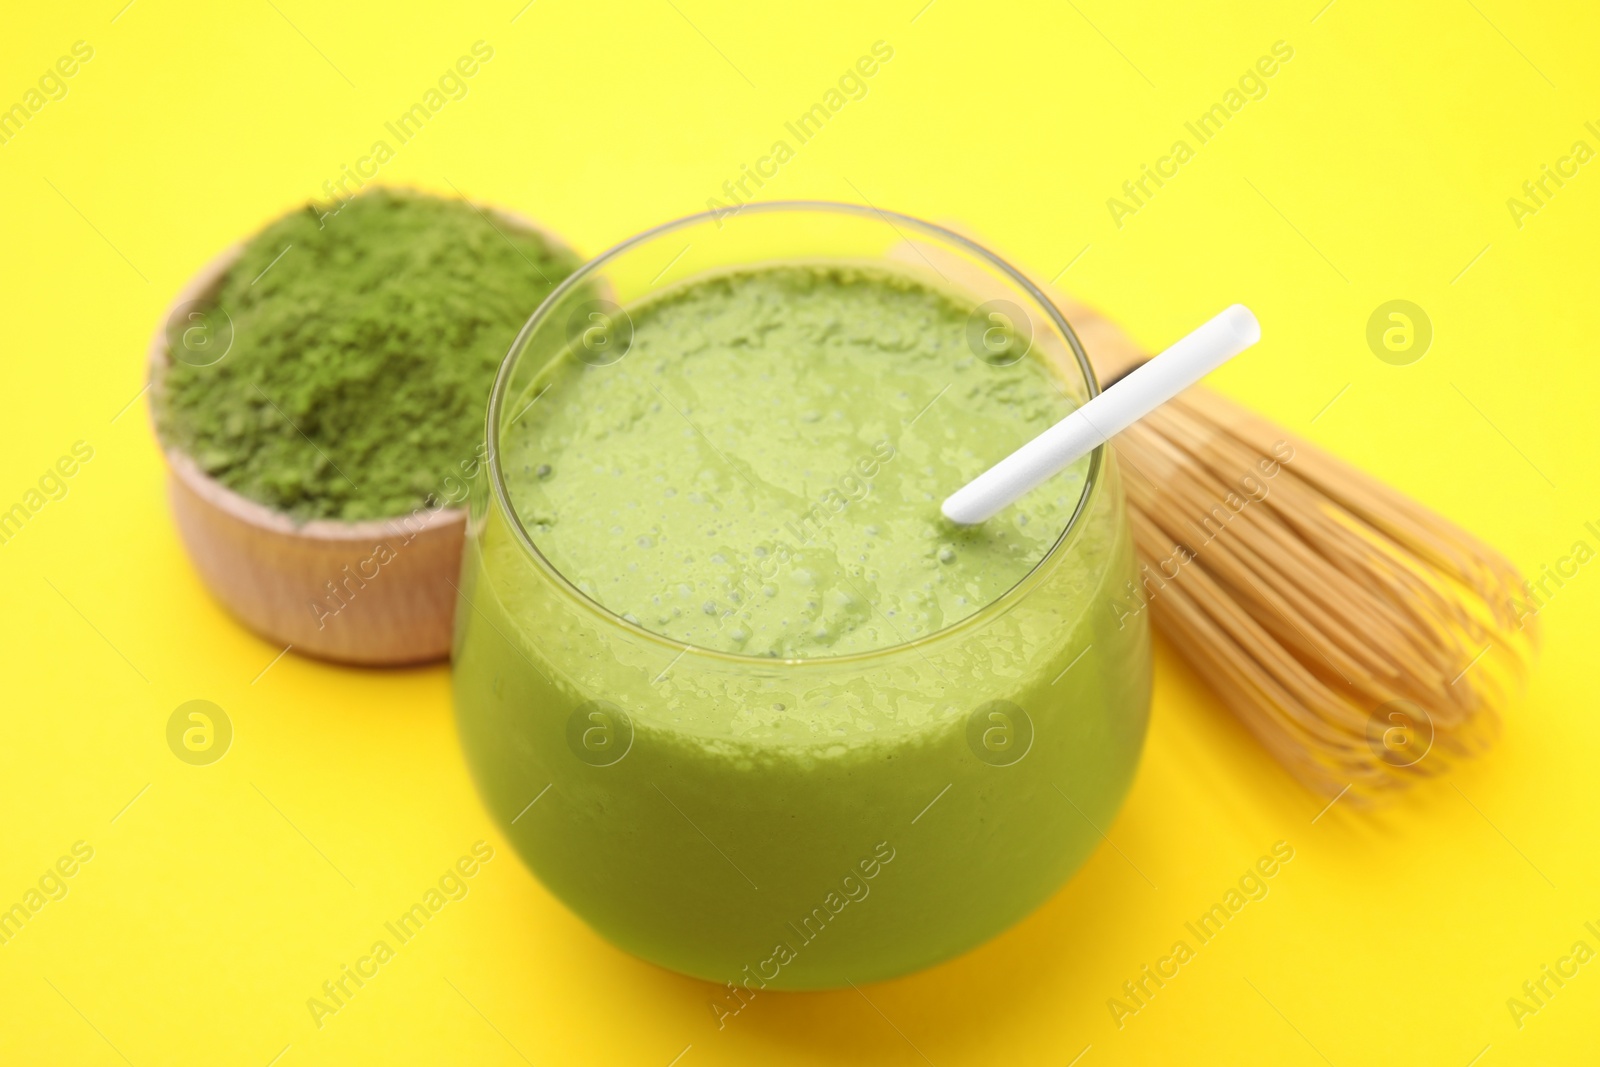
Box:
157, 188, 580, 521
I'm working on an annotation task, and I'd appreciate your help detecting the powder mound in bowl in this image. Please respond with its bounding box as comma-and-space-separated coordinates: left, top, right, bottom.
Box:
156, 187, 581, 522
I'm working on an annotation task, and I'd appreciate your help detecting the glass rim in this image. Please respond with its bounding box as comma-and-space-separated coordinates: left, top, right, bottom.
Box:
484, 199, 1107, 667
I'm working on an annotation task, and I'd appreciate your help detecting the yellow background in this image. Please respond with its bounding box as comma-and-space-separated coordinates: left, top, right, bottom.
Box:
3, 0, 1598, 1063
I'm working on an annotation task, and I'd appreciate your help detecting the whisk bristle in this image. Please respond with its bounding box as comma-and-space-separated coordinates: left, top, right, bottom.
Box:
1067, 300, 1537, 801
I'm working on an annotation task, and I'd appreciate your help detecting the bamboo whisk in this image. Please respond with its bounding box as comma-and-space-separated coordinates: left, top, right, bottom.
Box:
1052, 289, 1537, 802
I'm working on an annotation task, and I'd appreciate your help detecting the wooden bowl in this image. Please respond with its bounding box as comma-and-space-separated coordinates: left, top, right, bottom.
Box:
147, 208, 574, 667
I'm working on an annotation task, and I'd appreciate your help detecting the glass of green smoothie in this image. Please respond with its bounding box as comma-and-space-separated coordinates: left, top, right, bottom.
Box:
452, 202, 1150, 992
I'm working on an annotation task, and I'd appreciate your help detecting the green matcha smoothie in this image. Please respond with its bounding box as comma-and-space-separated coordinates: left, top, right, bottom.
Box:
453, 227, 1150, 990
503, 265, 1083, 659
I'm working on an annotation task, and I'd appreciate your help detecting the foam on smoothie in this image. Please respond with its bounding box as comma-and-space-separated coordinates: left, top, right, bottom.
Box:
500, 264, 1087, 659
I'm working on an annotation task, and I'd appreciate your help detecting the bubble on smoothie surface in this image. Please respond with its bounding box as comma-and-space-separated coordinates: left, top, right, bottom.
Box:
502, 265, 1088, 657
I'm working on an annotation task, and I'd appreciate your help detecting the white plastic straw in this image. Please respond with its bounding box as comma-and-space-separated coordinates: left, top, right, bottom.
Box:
942, 304, 1261, 525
